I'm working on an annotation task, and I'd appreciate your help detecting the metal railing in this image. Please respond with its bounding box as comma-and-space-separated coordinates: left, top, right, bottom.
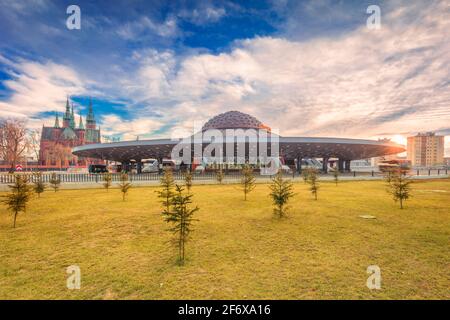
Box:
0, 169, 448, 185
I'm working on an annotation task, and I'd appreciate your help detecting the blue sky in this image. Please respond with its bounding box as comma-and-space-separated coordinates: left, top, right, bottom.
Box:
0, 0, 449, 153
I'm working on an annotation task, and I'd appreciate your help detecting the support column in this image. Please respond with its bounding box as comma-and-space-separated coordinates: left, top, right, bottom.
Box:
345, 160, 351, 172
338, 159, 344, 173
137, 161, 142, 174
322, 157, 329, 174
297, 156, 302, 174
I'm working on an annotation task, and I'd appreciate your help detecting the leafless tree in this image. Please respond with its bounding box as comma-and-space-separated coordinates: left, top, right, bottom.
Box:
0, 119, 30, 173
28, 128, 41, 169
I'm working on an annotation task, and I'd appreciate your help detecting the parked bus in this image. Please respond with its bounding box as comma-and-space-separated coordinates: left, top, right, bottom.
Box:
141, 159, 159, 173
378, 159, 411, 173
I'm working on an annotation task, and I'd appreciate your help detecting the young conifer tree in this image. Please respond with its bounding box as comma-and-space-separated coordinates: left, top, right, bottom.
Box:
49, 172, 61, 192
306, 168, 319, 200
157, 167, 175, 213
216, 167, 224, 184
269, 170, 295, 218
118, 172, 132, 201
240, 164, 256, 200
164, 185, 199, 265
2, 174, 33, 228
331, 167, 340, 186
103, 172, 112, 192
302, 169, 309, 183
183, 170, 193, 193
386, 169, 412, 209
32, 172, 46, 198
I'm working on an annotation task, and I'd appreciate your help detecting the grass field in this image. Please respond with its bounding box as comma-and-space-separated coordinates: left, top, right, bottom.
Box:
0, 179, 449, 299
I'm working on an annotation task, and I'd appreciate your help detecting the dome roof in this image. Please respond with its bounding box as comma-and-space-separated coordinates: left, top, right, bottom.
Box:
202, 111, 270, 132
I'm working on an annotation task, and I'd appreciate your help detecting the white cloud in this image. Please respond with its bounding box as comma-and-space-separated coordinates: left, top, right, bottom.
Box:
117, 16, 179, 40
125, 0, 449, 146
100, 114, 165, 140
0, 56, 87, 119
179, 5, 226, 25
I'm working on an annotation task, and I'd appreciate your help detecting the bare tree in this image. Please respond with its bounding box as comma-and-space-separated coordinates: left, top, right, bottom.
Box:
0, 119, 30, 173
28, 128, 41, 169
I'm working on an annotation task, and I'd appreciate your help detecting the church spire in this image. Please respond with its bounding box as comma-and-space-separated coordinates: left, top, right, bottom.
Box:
54, 112, 60, 128
78, 114, 84, 129
63, 96, 72, 127
69, 103, 76, 129
86, 97, 97, 129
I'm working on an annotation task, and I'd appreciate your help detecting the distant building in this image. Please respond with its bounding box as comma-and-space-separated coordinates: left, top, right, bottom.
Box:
444, 157, 450, 167
39, 98, 102, 168
407, 132, 444, 167
73, 110, 405, 173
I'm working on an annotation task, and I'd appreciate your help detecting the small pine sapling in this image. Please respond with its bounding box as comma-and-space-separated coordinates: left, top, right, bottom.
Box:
216, 168, 224, 184
163, 185, 199, 265
32, 172, 46, 198
118, 172, 132, 201
306, 168, 319, 200
269, 170, 295, 218
386, 169, 412, 209
157, 167, 176, 213
103, 172, 112, 192
240, 164, 256, 200
2, 174, 33, 228
183, 170, 193, 193
49, 172, 61, 192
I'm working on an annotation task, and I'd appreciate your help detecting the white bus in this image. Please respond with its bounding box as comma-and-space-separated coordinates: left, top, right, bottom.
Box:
141, 159, 159, 173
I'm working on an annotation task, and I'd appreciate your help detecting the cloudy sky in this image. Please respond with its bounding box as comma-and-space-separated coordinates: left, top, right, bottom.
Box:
0, 0, 449, 154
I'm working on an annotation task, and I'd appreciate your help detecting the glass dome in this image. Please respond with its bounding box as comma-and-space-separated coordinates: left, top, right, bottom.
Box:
202, 111, 270, 132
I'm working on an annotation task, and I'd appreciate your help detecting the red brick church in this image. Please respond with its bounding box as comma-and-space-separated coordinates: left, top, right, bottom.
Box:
39, 97, 103, 169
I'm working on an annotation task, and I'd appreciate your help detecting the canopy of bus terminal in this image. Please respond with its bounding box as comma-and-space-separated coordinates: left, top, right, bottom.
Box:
72, 136, 405, 173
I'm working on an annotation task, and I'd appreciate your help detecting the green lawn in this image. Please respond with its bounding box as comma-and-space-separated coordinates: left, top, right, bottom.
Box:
0, 179, 449, 299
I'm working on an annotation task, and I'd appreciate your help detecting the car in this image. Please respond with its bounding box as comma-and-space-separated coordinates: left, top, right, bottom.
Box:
281, 164, 292, 173
194, 165, 205, 173
88, 164, 108, 174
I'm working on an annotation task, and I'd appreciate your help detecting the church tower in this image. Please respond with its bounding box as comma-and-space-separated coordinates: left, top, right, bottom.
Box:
63, 97, 72, 128
86, 98, 96, 130
54, 112, 60, 128
70, 103, 76, 129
